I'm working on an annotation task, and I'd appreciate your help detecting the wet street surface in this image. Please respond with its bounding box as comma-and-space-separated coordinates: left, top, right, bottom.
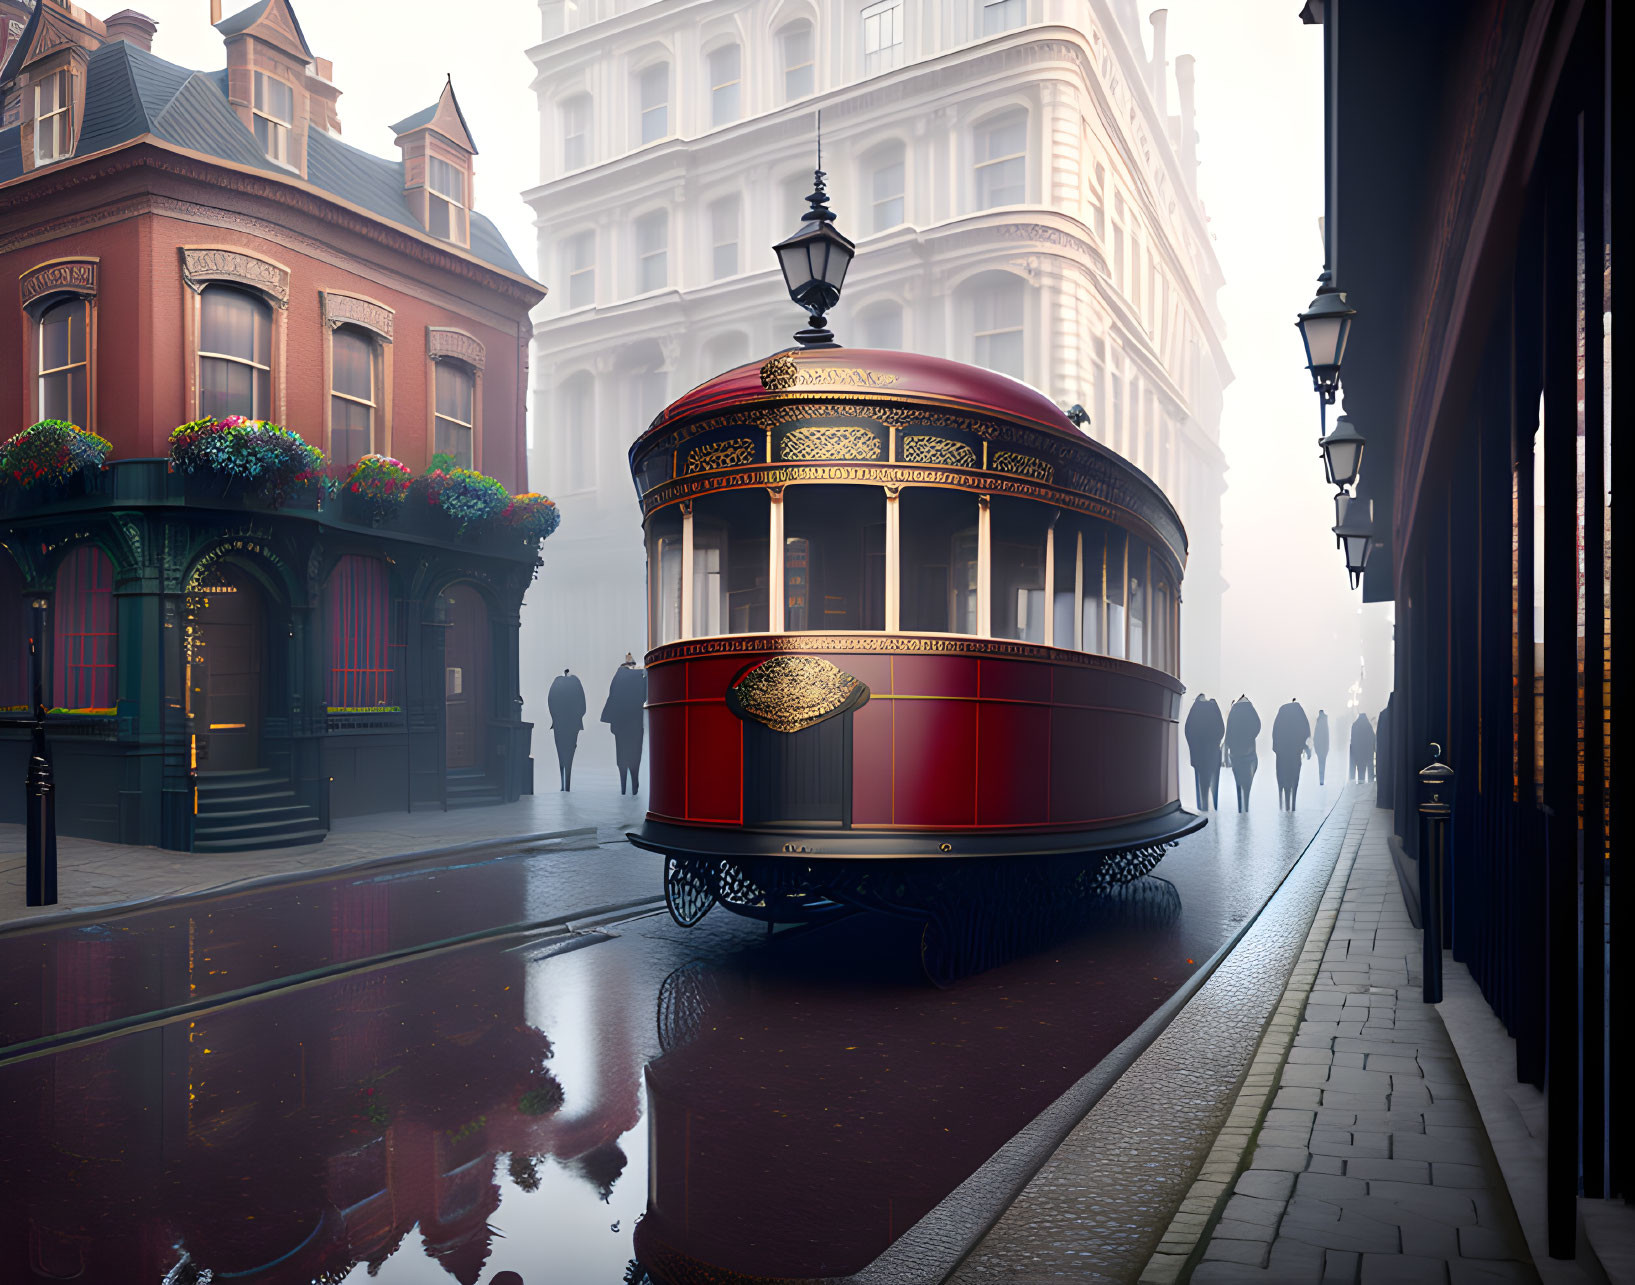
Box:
0, 772, 1351, 1283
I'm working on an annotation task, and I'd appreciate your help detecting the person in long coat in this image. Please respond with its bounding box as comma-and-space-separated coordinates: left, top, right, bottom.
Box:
1375, 697, 1393, 806
1223, 695, 1261, 813
601, 653, 648, 795
1314, 709, 1331, 786
1349, 712, 1376, 783
1184, 693, 1225, 811
547, 668, 586, 791
1271, 698, 1313, 811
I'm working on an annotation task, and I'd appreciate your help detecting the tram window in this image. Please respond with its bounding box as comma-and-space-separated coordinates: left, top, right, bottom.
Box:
1081, 522, 1105, 653
991, 497, 1048, 643
1128, 540, 1148, 665
900, 488, 978, 634
784, 485, 886, 631
1153, 570, 1173, 674
694, 490, 769, 635
1105, 528, 1127, 659
1053, 516, 1077, 648
649, 509, 683, 647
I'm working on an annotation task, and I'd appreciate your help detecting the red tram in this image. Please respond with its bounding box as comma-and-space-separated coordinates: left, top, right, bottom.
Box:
626, 342, 1201, 978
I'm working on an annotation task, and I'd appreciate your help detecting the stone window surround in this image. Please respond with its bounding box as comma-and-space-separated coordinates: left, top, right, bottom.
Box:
323, 292, 397, 466
19, 256, 99, 429
180, 246, 291, 424
427, 327, 487, 472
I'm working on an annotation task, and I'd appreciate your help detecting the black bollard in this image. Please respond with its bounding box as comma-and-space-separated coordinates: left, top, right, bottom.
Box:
25, 598, 58, 907
1418, 743, 1453, 1003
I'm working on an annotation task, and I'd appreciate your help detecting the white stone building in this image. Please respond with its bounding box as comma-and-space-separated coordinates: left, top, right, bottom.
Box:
522, 0, 1231, 751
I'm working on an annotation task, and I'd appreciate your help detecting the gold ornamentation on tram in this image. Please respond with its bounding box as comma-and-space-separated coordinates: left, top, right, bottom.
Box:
992, 450, 1055, 483
759, 353, 901, 393
780, 426, 883, 462
686, 438, 758, 474
900, 435, 978, 469
725, 655, 871, 733
759, 353, 799, 391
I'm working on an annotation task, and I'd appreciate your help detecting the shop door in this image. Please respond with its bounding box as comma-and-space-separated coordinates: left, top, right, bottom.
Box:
443, 584, 489, 770
194, 563, 264, 772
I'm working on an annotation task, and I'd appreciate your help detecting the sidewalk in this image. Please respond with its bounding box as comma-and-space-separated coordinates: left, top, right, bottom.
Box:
0, 767, 649, 931
1154, 808, 1536, 1284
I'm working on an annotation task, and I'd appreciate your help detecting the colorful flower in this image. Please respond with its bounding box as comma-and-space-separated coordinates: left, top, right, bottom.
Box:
0, 420, 112, 489
168, 416, 325, 509
500, 492, 562, 543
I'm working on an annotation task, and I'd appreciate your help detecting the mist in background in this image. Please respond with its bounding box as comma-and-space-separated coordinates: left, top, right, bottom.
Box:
134, 0, 1393, 760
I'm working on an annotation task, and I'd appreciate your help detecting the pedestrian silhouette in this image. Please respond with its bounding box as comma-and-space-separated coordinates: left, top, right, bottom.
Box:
1376, 697, 1393, 799
1223, 695, 1261, 813
1184, 693, 1225, 810
1349, 711, 1376, 782
602, 652, 647, 795
1314, 709, 1330, 785
547, 667, 586, 791
1272, 698, 1313, 811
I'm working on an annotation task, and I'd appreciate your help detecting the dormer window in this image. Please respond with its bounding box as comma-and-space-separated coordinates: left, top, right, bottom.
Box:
428, 156, 469, 245
33, 71, 72, 164
252, 71, 295, 166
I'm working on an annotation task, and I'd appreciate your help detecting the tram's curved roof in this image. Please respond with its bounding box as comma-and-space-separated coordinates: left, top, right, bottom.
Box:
629, 345, 1188, 568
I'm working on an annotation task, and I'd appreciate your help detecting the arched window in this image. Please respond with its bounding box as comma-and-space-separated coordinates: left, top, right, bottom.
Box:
558, 372, 595, 493
963, 273, 1025, 379
0, 554, 27, 711
330, 325, 379, 471
53, 546, 116, 710
709, 44, 741, 126
779, 21, 815, 101
560, 93, 591, 170
635, 210, 668, 293
38, 296, 88, 425
326, 556, 395, 709
974, 109, 1027, 209
434, 361, 476, 467
865, 142, 905, 232
637, 63, 669, 144
858, 301, 903, 350
199, 286, 272, 420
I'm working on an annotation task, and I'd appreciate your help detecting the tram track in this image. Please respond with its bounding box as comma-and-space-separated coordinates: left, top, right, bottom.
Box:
0, 892, 667, 1069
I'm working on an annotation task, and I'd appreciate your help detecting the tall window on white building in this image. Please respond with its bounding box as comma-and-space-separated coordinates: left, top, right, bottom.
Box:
637, 63, 669, 144
1089, 159, 1106, 238
558, 371, 595, 492
981, 0, 1025, 33
710, 197, 740, 279
635, 210, 668, 293
560, 93, 590, 170
859, 301, 904, 350
867, 143, 905, 232
709, 44, 741, 126
862, 0, 904, 76
780, 21, 815, 101
965, 273, 1024, 380
562, 230, 595, 309
974, 109, 1026, 209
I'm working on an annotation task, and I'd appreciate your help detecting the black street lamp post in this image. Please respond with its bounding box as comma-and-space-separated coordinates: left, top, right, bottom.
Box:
26, 597, 58, 907
1296, 271, 1357, 423
773, 119, 856, 348
1418, 744, 1454, 1004
1333, 507, 1373, 589
1319, 414, 1366, 490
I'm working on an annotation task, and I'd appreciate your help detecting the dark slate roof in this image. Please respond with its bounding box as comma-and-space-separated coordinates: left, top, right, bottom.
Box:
1, 39, 531, 280
388, 103, 437, 135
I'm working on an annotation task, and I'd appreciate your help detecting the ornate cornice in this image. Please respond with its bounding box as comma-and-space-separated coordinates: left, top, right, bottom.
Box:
19, 256, 98, 308
322, 291, 395, 341
427, 326, 486, 370
181, 246, 291, 307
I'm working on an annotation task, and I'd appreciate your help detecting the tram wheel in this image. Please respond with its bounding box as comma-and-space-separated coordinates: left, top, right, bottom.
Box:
664, 857, 716, 928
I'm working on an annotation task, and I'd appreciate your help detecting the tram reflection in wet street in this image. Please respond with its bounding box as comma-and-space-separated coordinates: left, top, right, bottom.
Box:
0, 780, 1345, 1284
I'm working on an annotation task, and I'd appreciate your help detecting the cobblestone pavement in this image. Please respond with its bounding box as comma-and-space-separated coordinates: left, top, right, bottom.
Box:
0, 766, 649, 930
1185, 809, 1536, 1284
948, 791, 1370, 1283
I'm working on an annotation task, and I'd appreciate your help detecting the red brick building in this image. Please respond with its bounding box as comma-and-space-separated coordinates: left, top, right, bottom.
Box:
0, 0, 548, 849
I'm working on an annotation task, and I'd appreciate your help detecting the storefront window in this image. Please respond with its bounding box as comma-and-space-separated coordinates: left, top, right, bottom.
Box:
648, 509, 683, 647
693, 489, 769, 635
784, 485, 885, 631
899, 488, 978, 634
991, 496, 1048, 642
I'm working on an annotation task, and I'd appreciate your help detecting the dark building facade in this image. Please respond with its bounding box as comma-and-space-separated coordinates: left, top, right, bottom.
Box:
1311, 0, 1622, 1261
0, 0, 548, 849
